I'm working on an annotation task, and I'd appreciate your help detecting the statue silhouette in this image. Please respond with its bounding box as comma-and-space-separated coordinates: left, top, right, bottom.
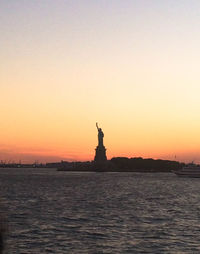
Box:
94, 123, 107, 163
96, 122, 104, 147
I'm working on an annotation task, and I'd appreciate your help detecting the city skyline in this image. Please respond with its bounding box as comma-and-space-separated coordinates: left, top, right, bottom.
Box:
1, 1, 200, 163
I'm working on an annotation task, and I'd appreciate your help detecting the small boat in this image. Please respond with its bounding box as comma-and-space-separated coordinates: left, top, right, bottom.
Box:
174, 163, 200, 177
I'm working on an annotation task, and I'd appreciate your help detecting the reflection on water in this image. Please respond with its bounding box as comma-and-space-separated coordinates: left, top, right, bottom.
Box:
1, 168, 200, 253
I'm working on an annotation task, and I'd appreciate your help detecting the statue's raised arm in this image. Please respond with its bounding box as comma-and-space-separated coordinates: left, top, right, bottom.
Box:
95, 122, 104, 147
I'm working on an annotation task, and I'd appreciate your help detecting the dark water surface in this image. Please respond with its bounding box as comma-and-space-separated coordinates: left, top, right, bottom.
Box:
1, 168, 200, 253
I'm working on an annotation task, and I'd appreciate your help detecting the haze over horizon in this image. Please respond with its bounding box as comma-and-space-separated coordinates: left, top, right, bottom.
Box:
1, 1, 200, 163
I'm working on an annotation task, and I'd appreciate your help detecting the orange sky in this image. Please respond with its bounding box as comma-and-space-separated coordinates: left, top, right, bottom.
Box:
1, 1, 200, 163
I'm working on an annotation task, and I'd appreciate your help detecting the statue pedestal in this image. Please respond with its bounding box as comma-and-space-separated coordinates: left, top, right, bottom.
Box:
94, 145, 107, 163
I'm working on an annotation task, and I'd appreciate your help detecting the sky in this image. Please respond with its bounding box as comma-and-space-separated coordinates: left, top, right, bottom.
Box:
1, 0, 200, 163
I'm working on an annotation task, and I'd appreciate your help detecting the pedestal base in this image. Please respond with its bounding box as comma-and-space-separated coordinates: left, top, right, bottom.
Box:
94, 145, 107, 163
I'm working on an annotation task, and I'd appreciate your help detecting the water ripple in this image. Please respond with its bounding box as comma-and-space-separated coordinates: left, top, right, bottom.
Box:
1, 169, 200, 253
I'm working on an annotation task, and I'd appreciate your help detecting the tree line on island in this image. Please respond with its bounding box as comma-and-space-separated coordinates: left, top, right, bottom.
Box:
53, 157, 185, 172
110, 157, 184, 172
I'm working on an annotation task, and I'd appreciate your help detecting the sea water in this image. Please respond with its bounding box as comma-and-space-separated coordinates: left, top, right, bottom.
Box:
0, 168, 200, 253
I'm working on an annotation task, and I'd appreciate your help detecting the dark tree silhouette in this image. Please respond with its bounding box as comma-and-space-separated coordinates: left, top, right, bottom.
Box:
110, 157, 184, 172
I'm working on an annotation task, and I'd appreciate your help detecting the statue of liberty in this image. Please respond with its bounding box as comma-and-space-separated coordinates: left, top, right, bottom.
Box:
96, 122, 104, 147
94, 122, 107, 163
